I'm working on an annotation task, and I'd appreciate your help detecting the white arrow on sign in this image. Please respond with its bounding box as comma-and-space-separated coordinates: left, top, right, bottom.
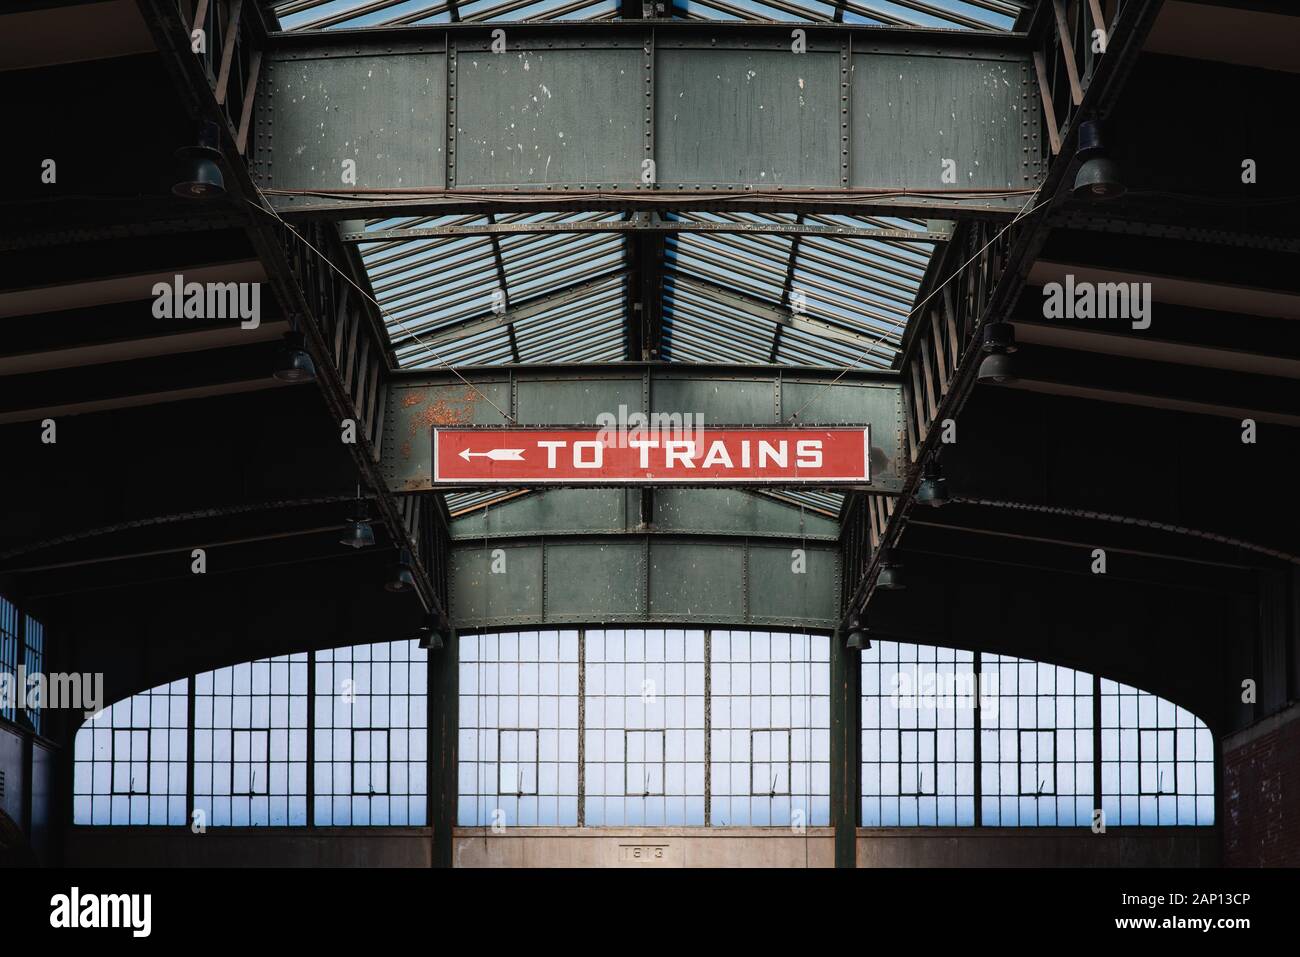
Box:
457, 447, 526, 462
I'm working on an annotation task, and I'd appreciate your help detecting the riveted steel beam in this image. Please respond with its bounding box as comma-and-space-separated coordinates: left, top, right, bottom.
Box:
255, 24, 1041, 222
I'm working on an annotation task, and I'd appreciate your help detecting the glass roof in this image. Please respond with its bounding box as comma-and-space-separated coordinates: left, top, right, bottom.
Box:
357, 211, 935, 370
271, 0, 1022, 32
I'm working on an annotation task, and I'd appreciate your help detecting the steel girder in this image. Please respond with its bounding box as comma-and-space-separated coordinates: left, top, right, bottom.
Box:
254, 23, 1042, 221
446, 485, 842, 630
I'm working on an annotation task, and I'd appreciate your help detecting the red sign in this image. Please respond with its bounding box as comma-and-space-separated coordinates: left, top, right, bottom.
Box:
432, 427, 871, 485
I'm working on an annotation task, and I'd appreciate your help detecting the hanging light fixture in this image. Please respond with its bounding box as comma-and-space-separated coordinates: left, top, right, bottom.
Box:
172, 120, 226, 198
273, 331, 316, 382
915, 460, 948, 507
416, 611, 452, 652
976, 321, 1018, 385
385, 547, 416, 593
339, 488, 375, 549
844, 614, 870, 651
876, 548, 906, 591
1072, 119, 1126, 200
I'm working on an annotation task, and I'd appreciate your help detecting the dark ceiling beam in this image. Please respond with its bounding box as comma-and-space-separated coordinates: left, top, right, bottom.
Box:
903, 504, 1275, 576
0, 388, 363, 557
2, 497, 377, 572
937, 386, 1300, 561
0, 226, 259, 292
0, 198, 247, 251
11, 523, 394, 601
1146, 1, 1300, 74
897, 522, 1258, 598
0, 297, 289, 375
0, 0, 155, 72
997, 343, 1300, 426
1031, 237, 1300, 305
0, 259, 265, 317
0, 339, 297, 424
0, 321, 290, 377
1008, 292, 1300, 378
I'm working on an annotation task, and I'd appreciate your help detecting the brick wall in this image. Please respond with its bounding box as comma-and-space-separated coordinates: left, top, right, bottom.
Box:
1223, 702, 1300, 867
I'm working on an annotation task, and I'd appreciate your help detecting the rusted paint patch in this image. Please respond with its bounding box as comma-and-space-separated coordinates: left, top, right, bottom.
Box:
396, 387, 483, 474
406, 387, 480, 437
400, 389, 430, 409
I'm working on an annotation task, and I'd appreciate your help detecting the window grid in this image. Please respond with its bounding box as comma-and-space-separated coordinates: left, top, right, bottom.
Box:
0, 596, 18, 725
710, 630, 830, 827
194, 654, 308, 827
69, 633, 1218, 831
861, 642, 977, 826
899, 729, 937, 797
587, 629, 705, 826
498, 728, 539, 796
1017, 730, 1057, 797
457, 629, 828, 828
315, 639, 427, 826
750, 728, 792, 797
981, 654, 1093, 827
111, 728, 151, 794
1101, 680, 1214, 826
458, 630, 581, 827
625, 729, 666, 797
73, 680, 188, 825
230, 729, 270, 797
22, 615, 44, 733
351, 729, 391, 796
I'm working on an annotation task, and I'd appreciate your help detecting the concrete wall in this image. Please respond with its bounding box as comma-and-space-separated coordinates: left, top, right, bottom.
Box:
453, 827, 836, 868
450, 827, 1215, 868
0, 722, 56, 865
1223, 701, 1300, 867
0, 724, 24, 826
29, 741, 55, 865
60, 824, 1215, 867
856, 828, 1219, 868
64, 828, 433, 867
